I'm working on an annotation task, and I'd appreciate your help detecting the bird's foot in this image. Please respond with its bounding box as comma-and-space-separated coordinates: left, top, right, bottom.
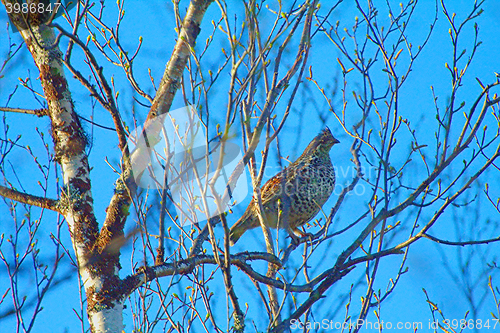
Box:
300, 232, 314, 242
290, 234, 300, 246
294, 229, 314, 244
285, 228, 300, 245
301, 232, 314, 243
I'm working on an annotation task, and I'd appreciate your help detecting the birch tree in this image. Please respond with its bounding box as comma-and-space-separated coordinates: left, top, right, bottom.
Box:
1, 0, 500, 332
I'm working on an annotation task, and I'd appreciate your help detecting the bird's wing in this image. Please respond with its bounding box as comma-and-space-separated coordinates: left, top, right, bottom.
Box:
260, 172, 284, 205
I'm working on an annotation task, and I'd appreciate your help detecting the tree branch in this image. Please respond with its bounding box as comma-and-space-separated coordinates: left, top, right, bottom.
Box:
97, 0, 214, 256
148, 0, 214, 120
269, 267, 354, 333
422, 233, 500, 246
0, 107, 47, 117
0, 185, 60, 213
121, 252, 282, 297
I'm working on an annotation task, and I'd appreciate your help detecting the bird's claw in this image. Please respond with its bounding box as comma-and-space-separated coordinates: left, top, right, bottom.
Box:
300, 232, 314, 242
289, 229, 314, 245
285, 228, 300, 245
290, 234, 300, 245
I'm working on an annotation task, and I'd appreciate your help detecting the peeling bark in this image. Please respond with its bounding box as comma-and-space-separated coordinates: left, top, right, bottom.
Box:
98, 0, 214, 258
3, 0, 214, 331
3, 5, 121, 332
10, 12, 98, 262
149, 0, 214, 120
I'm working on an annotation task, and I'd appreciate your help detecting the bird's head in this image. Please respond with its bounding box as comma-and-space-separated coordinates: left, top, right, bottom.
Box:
306, 127, 340, 154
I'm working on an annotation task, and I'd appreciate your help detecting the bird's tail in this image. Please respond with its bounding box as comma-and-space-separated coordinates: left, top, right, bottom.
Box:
229, 206, 257, 245
229, 224, 244, 246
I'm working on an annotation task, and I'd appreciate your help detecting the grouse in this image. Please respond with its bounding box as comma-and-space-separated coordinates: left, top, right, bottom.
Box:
229, 128, 339, 245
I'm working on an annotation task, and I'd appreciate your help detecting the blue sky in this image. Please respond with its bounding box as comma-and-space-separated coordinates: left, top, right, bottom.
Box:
1, 0, 500, 332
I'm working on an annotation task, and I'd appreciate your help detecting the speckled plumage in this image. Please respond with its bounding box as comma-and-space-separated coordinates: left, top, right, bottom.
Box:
229, 128, 339, 245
